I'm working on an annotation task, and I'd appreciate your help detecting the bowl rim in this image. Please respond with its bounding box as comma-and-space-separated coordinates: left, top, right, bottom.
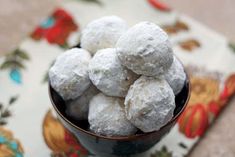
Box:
49, 75, 191, 141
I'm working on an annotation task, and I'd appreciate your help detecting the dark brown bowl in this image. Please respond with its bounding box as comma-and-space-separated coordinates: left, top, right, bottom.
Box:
49, 77, 190, 157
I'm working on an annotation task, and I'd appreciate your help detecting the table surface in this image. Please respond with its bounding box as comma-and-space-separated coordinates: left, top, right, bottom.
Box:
0, 0, 235, 156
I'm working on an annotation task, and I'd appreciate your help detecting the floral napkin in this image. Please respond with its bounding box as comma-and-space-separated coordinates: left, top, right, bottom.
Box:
0, 0, 235, 157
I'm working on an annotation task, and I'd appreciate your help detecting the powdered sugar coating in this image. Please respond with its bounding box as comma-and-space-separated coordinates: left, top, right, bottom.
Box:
88, 93, 137, 136
81, 16, 128, 54
116, 21, 173, 76
49, 48, 91, 100
125, 76, 175, 132
65, 85, 99, 120
89, 48, 139, 97
164, 56, 186, 95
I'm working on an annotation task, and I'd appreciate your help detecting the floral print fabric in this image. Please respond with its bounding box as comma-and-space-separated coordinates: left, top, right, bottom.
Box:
0, 0, 235, 157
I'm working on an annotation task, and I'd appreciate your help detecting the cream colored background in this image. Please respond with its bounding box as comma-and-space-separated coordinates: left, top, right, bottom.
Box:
0, 0, 235, 156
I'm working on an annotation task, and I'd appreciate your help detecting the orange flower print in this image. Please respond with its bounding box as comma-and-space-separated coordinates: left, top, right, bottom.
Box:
0, 127, 24, 157
178, 76, 221, 138
178, 104, 209, 138
189, 77, 220, 105
221, 74, 235, 99
42, 110, 88, 157
162, 20, 189, 35
179, 39, 200, 52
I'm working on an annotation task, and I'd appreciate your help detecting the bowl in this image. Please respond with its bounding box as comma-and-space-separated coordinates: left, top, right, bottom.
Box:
49, 77, 190, 157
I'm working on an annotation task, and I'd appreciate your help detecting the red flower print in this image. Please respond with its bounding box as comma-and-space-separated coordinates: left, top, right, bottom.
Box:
43, 110, 88, 157
222, 74, 235, 99
220, 86, 229, 101
53, 8, 72, 19
64, 129, 88, 155
69, 153, 79, 157
64, 130, 78, 146
178, 104, 209, 138
64, 129, 88, 156
31, 27, 44, 40
178, 72, 235, 139
31, 8, 78, 46
147, 0, 171, 12
177, 76, 223, 138
208, 101, 220, 117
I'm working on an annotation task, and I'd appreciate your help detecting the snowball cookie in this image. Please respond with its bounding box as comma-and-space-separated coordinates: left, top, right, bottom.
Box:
88, 93, 137, 136
81, 16, 128, 54
49, 48, 91, 100
65, 85, 99, 120
89, 48, 139, 97
125, 76, 175, 132
164, 56, 186, 95
116, 21, 173, 76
